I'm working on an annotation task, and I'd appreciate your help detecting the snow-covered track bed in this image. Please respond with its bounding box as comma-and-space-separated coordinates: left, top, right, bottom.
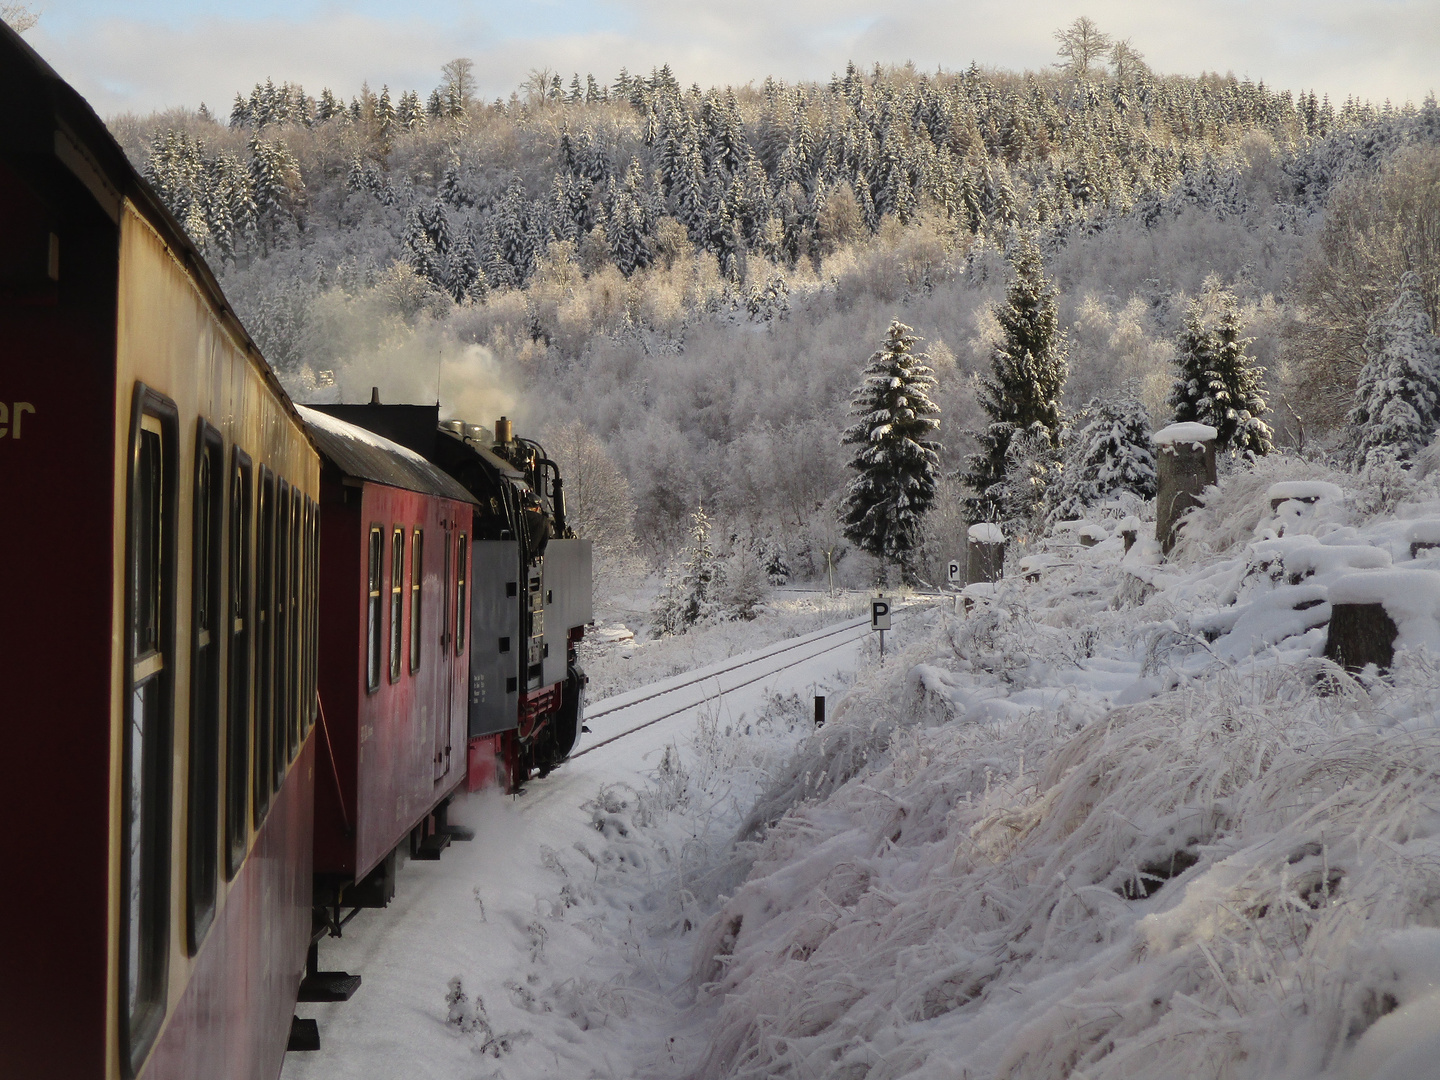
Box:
577, 603, 936, 759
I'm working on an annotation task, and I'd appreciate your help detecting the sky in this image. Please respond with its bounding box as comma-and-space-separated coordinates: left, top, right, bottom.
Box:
14, 0, 1439, 118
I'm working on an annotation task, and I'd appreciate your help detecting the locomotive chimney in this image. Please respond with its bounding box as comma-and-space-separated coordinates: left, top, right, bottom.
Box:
495, 416, 513, 444
370, 386, 381, 405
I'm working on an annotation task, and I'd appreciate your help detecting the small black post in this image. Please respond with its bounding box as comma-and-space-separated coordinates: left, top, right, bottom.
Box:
814, 695, 826, 728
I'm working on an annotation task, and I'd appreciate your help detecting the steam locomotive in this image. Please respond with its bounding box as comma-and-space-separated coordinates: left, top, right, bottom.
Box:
0, 24, 590, 1080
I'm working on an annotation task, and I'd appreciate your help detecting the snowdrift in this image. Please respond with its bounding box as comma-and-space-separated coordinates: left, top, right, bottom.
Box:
688, 459, 1440, 1080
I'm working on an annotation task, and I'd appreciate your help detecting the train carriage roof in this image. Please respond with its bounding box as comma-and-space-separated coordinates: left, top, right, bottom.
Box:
0, 22, 307, 429
298, 406, 479, 506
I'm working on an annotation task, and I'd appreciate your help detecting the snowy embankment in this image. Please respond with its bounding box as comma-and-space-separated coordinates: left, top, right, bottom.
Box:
684, 459, 1440, 1080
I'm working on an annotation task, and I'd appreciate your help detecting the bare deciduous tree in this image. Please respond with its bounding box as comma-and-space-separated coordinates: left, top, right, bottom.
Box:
1285, 146, 1440, 433
1, 4, 39, 32
1109, 38, 1147, 81
523, 68, 556, 108
440, 58, 475, 109
1054, 17, 1113, 75
544, 419, 638, 561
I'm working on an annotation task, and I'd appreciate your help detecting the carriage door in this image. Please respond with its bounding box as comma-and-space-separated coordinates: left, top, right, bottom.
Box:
434, 520, 453, 781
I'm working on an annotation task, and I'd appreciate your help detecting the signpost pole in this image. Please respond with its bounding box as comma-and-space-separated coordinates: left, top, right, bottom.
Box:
871, 595, 891, 661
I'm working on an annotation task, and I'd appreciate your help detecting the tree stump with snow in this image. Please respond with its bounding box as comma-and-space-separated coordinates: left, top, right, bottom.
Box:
1321, 570, 1440, 674
1154, 423, 1217, 556
966, 523, 1006, 585
1324, 604, 1398, 673
1408, 521, 1440, 560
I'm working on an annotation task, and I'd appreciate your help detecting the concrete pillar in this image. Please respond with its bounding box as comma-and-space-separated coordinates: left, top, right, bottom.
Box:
966, 523, 1006, 585
1153, 423, 1217, 556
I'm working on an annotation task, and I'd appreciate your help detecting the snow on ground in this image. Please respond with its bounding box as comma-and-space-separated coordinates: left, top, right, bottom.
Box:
282, 601, 934, 1080
289, 457, 1440, 1080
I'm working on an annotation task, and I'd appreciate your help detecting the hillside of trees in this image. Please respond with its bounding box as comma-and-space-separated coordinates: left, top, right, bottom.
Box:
112, 22, 1440, 592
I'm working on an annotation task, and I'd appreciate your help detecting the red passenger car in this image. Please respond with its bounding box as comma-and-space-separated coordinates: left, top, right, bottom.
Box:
301, 408, 477, 910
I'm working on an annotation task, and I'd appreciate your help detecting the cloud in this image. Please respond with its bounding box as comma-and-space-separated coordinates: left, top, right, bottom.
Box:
24, 0, 1439, 118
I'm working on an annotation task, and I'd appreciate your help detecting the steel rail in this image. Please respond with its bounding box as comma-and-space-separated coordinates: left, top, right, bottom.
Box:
582, 617, 872, 722
569, 601, 938, 760
570, 624, 873, 759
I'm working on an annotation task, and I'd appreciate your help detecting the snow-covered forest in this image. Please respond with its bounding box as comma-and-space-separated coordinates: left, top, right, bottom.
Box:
111, 23, 1440, 592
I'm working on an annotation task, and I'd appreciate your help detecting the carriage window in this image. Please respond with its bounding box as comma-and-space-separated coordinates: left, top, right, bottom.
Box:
303, 498, 317, 733
186, 423, 223, 954
225, 451, 252, 878
389, 528, 404, 682
254, 469, 274, 824
308, 500, 319, 732
122, 387, 177, 1074
409, 529, 423, 673
366, 526, 382, 691
273, 481, 290, 792
287, 487, 302, 763
456, 532, 467, 655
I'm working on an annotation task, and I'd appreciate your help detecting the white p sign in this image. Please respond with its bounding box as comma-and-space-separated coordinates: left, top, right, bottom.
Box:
947, 560, 961, 584
870, 598, 891, 630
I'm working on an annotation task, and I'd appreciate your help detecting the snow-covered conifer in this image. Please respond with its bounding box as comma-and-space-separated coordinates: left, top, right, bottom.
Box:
229, 93, 251, 130
962, 236, 1068, 524
996, 421, 1062, 534
651, 505, 723, 635
1168, 277, 1273, 457
248, 136, 301, 251
316, 88, 341, 123
840, 321, 943, 582
1346, 272, 1440, 469
1048, 389, 1157, 522
374, 85, 395, 135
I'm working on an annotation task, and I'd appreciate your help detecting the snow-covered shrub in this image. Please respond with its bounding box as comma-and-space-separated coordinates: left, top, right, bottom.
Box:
1167, 453, 1354, 564
716, 543, 769, 621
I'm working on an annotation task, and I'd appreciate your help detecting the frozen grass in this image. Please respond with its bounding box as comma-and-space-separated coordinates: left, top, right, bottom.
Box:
678, 461, 1440, 1080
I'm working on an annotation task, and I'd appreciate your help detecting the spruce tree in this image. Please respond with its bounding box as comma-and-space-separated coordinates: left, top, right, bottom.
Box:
1168, 278, 1273, 456
962, 237, 1068, 524
840, 321, 942, 582
1346, 272, 1440, 469
651, 505, 723, 635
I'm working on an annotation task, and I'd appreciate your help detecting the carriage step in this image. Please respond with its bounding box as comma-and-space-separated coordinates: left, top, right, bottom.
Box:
442, 824, 475, 841
287, 1017, 320, 1052
298, 970, 362, 1002
414, 831, 452, 860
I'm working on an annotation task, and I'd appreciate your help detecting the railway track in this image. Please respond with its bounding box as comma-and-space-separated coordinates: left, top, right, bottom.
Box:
572, 601, 935, 759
